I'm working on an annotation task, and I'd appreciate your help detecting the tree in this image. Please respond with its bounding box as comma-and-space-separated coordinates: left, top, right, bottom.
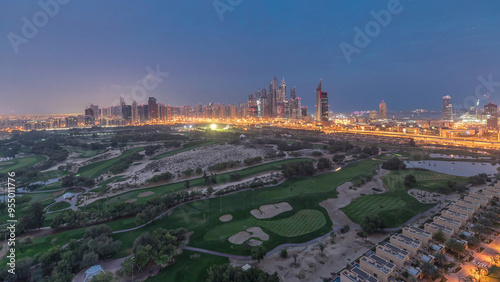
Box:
251, 245, 266, 262
404, 174, 417, 188
332, 154, 345, 164
82, 251, 99, 268
361, 215, 385, 234
207, 186, 214, 196
280, 248, 288, 258
433, 230, 446, 243
317, 240, 325, 255
330, 231, 336, 244
206, 264, 279, 282
421, 261, 439, 279
292, 253, 298, 265
381, 158, 406, 170
447, 239, 466, 255
90, 272, 115, 282
434, 253, 447, 266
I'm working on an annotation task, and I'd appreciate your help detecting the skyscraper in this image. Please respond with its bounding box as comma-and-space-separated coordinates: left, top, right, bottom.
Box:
379, 100, 387, 119
485, 102, 498, 129
315, 79, 329, 122
442, 95, 452, 120
131, 100, 138, 124
148, 97, 158, 121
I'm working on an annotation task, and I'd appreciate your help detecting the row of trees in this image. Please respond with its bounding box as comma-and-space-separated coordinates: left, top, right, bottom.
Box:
281, 161, 316, 178
0, 225, 121, 282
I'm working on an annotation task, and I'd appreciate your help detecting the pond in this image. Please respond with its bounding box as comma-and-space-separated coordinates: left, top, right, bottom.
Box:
429, 153, 491, 160
405, 160, 500, 177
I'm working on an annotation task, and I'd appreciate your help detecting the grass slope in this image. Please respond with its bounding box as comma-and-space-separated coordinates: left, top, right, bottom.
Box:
77, 147, 144, 178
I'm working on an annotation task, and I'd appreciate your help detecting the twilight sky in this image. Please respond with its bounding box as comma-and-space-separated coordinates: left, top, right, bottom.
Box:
1, 0, 500, 114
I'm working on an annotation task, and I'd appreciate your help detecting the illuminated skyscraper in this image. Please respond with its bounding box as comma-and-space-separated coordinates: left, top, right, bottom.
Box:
315, 79, 329, 122
379, 100, 387, 119
485, 102, 498, 129
131, 100, 138, 124
442, 95, 452, 120
148, 97, 158, 121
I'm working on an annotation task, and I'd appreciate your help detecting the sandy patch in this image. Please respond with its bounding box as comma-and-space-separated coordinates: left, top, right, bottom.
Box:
247, 229, 389, 282
408, 189, 444, 203
228, 227, 269, 245
219, 214, 233, 222
137, 191, 154, 198
53, 191, 64, 197
125, 198, 137, 203
247, 239, 263, 246
251, 202, 293, 219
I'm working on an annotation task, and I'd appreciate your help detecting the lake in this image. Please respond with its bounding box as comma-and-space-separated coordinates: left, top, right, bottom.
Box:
405, 160, 499, 177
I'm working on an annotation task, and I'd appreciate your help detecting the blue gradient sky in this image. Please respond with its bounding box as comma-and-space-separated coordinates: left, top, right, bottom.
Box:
1, 0, 500, 114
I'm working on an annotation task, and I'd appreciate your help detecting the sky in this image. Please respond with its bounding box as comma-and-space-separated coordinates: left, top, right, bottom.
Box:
1, 0, 500, 114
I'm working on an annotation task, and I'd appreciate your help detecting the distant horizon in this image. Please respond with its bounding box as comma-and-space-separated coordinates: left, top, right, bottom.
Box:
2, 1, 500, 114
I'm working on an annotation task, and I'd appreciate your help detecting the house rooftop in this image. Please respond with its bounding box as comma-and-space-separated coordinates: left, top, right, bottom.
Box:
391, 233, 422, 249
404, 226, 432, 239
341, 267, 379, 282
361, 254, 395, 275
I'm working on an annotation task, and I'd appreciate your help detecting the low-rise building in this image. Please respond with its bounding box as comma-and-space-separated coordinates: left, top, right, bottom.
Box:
455, 199, 480, 212
360, 254, 396, 282
433, 216, 462, 232
469, 191, 493, 202
341, 267, 379, 282
431, 243, 446, 254
420, 254, 435, 264
424, 222, 454, 240
483, 188, 500, 198
442, 209, 469, 225
449, 204, 475, 217
408, 266, 424, 280
402, 226, 432, 246
376, 243, 410, 272
390, 234, 422, 258
464, 195, 488, 207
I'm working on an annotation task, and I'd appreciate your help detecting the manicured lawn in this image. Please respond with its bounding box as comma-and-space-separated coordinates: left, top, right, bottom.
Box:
145, 250, 228, 282
77, 147, 144, 178
150, 141, 217, 160
0, 156, 46, 173
341, 195, 406, 223
342, 168, 466, 227
70, 148, 100, 158
49, 201, 71, 212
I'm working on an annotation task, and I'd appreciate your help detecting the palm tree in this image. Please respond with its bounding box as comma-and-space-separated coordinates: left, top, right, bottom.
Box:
421, 262, 439, 279
330, 232, 336, 244
317, 240, 325, 255
434, 253, 447, 266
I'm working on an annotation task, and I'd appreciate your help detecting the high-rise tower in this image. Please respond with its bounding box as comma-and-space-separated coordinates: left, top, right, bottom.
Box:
442, 95, 452, 120
148, 97, 158, 121
379, 100, 387, 119
315, 79, 329, 122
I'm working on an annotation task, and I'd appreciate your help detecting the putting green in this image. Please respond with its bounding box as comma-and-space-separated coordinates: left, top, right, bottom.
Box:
341, 195, 406, 224
0, 156, 46, 173
204, 209, 326, 241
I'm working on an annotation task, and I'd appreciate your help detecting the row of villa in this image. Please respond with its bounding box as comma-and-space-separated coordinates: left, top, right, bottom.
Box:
340, 185, 499, 282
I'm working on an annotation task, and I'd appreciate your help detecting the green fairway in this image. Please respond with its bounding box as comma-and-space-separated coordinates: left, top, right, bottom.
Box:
145, 250, 228, 282
70, 148, 100, 158
341, 195, 406, 223
49, 201, 71, 212
150, 141, 217, 160
205, 209, 327, 240
85, 158, 315, 210
0, 156, 46, 173
342, 168, 466, 227
77, 147, 144, 178
259, 159, 380, 199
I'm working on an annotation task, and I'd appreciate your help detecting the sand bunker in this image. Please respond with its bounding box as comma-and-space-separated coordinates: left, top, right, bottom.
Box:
228, 226, 269, 245
408, 189, 443, 203
250, 202, 293, 219
125, 198, 137, 203
247, 239, 263, 246
219, 214, 233, 222
53, 191, 64, 196
138, 191, 154, 198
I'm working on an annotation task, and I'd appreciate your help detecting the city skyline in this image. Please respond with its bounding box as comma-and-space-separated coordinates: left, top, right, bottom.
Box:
2, 1, 500, 114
